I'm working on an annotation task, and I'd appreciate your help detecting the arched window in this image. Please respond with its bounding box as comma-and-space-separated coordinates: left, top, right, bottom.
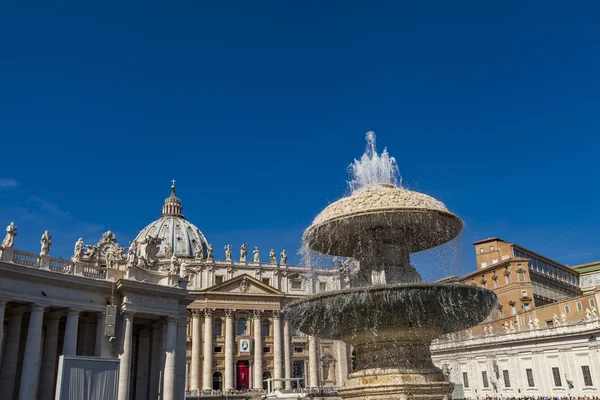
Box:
213, 372, 223, 390
214, 318, 222, 337
262, 371, 272, 390
237, 318, 247, 335
262, 321, 270, 337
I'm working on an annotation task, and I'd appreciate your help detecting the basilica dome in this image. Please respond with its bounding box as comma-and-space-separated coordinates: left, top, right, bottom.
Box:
133, 183, 209, 258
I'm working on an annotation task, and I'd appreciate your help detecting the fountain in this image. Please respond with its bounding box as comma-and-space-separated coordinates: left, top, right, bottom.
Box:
284, 132, 497, 400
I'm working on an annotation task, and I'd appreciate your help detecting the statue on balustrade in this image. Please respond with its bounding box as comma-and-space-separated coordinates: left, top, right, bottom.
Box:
169, 254, 179, 275
533, 316, 540, 329
240, 243, 248, 262
40, 230, 51, 256
592, 306, 599, 320
560, 313, 567, 325
270, 249, 277, 264
253, 247, 260, 263
207, 244, 214, 260
127, 241, 138, 267
194, 242, 204, 259
2, 222, 17, 248
528, 316, 534, 330
225, 244, 232, 261
138, 234, 162, 268
280, 249, 287, 265
553, 313, 561, 326
585, 308, 592, 321
72, 238, 85, 262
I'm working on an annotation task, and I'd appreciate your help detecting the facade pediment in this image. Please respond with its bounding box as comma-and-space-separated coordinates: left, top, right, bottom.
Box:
202, 274, 284, 297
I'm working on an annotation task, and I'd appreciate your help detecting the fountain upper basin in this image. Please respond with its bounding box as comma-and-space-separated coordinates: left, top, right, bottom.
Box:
304, 185, 463, 256
284, 283, 497, 340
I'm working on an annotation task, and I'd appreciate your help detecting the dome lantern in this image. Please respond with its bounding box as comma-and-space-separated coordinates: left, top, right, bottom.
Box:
162, 180, 184, 218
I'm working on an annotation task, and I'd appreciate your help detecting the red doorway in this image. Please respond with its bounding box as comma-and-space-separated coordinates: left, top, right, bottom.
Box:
236, 360, 250, 390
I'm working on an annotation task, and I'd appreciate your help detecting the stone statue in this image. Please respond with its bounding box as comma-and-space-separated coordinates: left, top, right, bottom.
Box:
553, 313, 561, 326
169, 254, 179, 275
509, 321, 516, 332
502, 323, 509, 332
225, 244, 232, 261
164, 244, 173, 258
585, 308, 592, 321
72, 238, 84, 262
487, 325, 493, 335
127, 241, 138, 267
560, 313, 567, 325
207, 244, 213, 260
528, 316, 534, 330
592, 306, 598, 320
280, 249, 287, 265
253, 247, 260, 263
240, 243, 247, 262
533, 317, 540, 329
40, 230, 51, 256
1, 222, 17, 248
194, 242, 204, 259
270, 249, 277, 264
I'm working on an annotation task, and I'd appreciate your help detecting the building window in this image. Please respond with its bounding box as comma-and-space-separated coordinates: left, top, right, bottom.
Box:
262, 278, 271, 286
503, 370, 511, 387
481, 262, 487, 269
237, 318, 247, 335
213, 372, 223, 390
291, 279, 302, 290
262, 322, 270, 337
490, 246, 494, 252
214, 346, 222, 353
463, 372, 469, 388
506, 275, 512, 284
214, 319, 222, 337
319, 282, 327, 291
519, 273, 525, 281
480, 248, 484, 254
582, 366, 593, 386
577, 302, 583, 312
520, 316, 525, 325
294, 347, 303, 353
493, 280, 499, 288
526, 368, 535, 387
492, 259, 498, 264
215, 275, 224, 285
523, 303, 531, 311
552, 367, 562, 386
565, 305, 571, 314
482, 371, 489, 388
591, 299, 596, 308
511, 305, 517, 315
521, 290, 527, 296
263, 346, 271, 353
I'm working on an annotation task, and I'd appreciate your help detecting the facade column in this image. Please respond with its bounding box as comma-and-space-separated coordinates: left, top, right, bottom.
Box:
224, 309, 235, 391
273, 311, 283, 389
308, 335, 319, 388
38, 314, 60, 400
63, 309, 81, 356
335, 341, 348, 387
253, 310, 263, 390
135, 329, 150, 400
0, 300, 7, 364
202, 309, 214, 390
283, 318, 292, 389
95, 310, 113, 358
118, 311, 135, 400
175, 315, 188, 399
0, 310, 23, 396
163, 317, 178, 400
149, 321, 162, 400
190, 309, 202, 391
19, 304, 46, 400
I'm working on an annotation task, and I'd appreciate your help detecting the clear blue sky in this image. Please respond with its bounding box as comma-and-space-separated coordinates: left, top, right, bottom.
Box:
1, 1, 599, 280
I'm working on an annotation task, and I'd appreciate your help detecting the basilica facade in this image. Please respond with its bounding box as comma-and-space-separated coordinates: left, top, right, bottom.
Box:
0, 184, 355, 400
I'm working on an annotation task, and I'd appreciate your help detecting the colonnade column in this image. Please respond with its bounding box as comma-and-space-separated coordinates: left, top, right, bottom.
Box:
18, 304, 46, 400
148, 321, 163, 399
273, 311, 283, 389
39, 314, 60, 400
190, 309, 202, 391
135, 329, 150, 400
0, 300, 6, 364
224, 309, 234, 391
253, 310, 263, 389
283, 318, 292, 390
0, 310, 23, 395
308, 335, 319, 387
63, 309, 81, 356
175, 315, 188, 399
202, 309, 214, 390
163, 316, 178, 400
118, 311, 135, 400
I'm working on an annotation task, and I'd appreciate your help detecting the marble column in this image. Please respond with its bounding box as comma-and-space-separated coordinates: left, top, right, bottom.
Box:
273, 311, 283, 389
0, 311, 23, 397
308, 335, 319, 388
63, 309, 80, 356
163, 317, 178, 400
335, 341, 348, 387
190, 309, 202, 390
148, 322, 162, 400
38, 315, 60, 400
224, 309, 235, 391
19, 304, 46, 400
175, 316, 188, 399
0, 300, 7, 364
253, 310, 263, 389
118, 311, 134, 400
202, 309, 214, 390
283, 319, 292, 389
135, 329, 150, 400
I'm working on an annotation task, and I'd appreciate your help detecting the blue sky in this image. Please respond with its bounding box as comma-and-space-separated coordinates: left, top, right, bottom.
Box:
1, 1, 599, 280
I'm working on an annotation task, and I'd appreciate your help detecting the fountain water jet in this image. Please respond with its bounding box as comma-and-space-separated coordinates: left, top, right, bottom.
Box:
284, 132, 497, 400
